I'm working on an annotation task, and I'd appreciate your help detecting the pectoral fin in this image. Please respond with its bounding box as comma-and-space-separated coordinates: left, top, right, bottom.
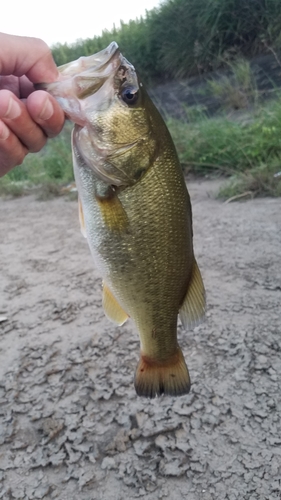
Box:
179, 258, 206, 330
96, 189, 129, 232
78, 197, 87, 238
102, 282, 129, 326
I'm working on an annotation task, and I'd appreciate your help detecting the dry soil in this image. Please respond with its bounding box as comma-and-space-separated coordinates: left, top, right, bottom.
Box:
0, 180, 280, 499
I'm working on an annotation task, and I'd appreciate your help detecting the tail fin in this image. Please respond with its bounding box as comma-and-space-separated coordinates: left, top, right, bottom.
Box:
134, 348, 190, 398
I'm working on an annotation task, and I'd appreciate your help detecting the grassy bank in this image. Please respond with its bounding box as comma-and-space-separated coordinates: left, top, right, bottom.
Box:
1, 100, 281, 200
167, 97, 281, 198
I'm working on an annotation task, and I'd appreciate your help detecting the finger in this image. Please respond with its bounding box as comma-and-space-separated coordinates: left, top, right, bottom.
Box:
19, 75, 36, 98
0, 75, 21, 96
0, 120, 28, 176
0, 33, 59, 83
0, 89, 48, 153
27, 91, 65, 138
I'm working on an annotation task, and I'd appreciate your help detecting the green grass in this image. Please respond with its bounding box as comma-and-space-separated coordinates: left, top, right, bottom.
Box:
218, 161, 281, 199
167, 95, 281, 198
166, 58, 281, 199
0, 124, 73, 199
207, 59, 259, 110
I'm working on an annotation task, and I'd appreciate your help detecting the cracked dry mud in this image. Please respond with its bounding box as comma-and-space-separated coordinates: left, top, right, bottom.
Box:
0, 180, 280, 500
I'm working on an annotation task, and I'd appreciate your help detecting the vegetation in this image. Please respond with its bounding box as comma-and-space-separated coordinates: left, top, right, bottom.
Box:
1, 0, 281, 199
167, 60, 281, 197
207, 59, 259, 110
168, 96, 281, 198
52, 0, 281, 81
0, 124, 73, 199
218, 161, 281, 199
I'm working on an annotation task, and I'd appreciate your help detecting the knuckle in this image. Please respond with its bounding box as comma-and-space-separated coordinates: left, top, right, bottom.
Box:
30, 37, 50, 54
30, 139, 46, 153
14, 151, 26, 166
0, 90, 14, 116
0, 154, 24, 173
0, 131, 28, 171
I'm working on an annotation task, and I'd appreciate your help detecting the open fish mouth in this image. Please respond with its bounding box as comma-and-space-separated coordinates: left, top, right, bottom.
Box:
35, 42, 138, 129
35, 41, 136, 98
57, 41, 120, 77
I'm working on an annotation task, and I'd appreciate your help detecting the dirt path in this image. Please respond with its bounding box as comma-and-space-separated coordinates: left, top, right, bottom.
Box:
0, 180, 280, 500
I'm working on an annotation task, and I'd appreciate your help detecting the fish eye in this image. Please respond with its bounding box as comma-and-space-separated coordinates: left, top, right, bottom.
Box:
120, 87, 139, 105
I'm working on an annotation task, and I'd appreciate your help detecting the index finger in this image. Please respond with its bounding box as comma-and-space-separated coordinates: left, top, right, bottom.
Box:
0, 32, 59, 83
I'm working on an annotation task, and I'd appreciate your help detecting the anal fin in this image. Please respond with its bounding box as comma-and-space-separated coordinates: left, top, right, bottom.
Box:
179, 258, 206, 330
102, 282, 129, 326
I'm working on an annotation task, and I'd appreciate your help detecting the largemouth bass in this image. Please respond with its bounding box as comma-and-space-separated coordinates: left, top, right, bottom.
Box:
40, 42, 205, 398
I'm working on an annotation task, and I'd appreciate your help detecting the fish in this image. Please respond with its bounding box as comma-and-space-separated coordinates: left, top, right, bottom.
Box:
38, 42, 206, 398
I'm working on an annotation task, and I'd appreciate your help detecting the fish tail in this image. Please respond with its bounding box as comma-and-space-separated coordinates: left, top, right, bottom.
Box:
134, 348, 190, 398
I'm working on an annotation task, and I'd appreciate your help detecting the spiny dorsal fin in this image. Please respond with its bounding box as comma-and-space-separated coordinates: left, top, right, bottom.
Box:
102, 282, 129, 326
179, 258, 206, 330
78, 197, 87, 238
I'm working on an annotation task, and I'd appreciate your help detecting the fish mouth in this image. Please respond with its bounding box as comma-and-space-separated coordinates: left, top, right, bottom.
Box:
35, 42, 138, 125
58, 41, 121, 78
35, 42, 123, 98
56, 41, 136, 93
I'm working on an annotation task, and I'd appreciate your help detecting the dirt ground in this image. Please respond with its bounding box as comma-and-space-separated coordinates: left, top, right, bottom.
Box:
0, 180, 280, 500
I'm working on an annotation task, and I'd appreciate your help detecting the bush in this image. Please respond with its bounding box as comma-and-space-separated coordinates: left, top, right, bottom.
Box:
51, 0, 281, 81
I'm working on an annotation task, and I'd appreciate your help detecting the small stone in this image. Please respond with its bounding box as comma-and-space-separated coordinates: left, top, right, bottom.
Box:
101, 457, 116, 470
159, 459, 187, 477
78, 469, 95, 490
35, 485, 52, 499
155, 435, 168, 451
133, 439, 152, 456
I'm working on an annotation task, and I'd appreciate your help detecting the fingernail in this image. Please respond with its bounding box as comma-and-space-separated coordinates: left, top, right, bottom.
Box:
5, 98, 21, 119
39, 99, 54, 120
0, 121, 9, 140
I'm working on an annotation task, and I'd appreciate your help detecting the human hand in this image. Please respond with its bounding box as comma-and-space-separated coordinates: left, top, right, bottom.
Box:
0, 33, 65, 176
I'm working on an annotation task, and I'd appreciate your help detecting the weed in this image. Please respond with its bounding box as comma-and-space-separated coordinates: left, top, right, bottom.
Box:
166, 94, 281, 197
0, 181, 29, 198
207, 59, 258, 110
36, 182, 64, 201
218, 160, 281, 199
168, 95, 281, 172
